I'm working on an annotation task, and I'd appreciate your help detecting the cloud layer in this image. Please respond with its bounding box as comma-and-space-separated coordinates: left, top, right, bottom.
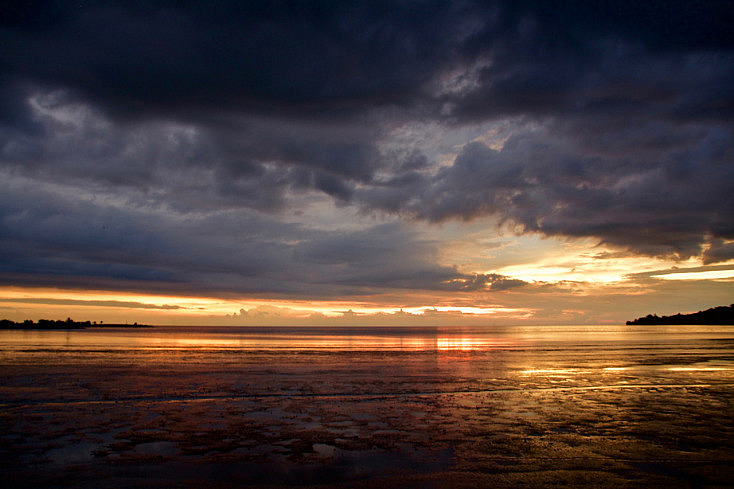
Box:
1, 0, 732, 298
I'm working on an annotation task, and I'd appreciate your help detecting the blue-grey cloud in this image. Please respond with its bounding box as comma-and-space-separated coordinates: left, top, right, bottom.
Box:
0, 176, 516, 295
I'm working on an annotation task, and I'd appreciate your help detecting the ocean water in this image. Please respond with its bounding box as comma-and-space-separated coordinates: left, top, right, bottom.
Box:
1, 324, 733, 488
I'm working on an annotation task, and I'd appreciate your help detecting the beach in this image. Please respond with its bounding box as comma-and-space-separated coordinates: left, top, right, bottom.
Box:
2, 325, 733, 488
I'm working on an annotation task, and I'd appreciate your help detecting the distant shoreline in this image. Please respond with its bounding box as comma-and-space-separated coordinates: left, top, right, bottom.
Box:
0, 319, 152, 330
626, 304, 734, 325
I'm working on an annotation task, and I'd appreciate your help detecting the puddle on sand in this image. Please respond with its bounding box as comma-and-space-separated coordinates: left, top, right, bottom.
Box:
312, 443, 337, 457
133, 441, 179, 456
47, 442, 98, 465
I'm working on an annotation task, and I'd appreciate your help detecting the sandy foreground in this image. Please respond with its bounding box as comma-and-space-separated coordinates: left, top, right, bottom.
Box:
1, 327, 734, 488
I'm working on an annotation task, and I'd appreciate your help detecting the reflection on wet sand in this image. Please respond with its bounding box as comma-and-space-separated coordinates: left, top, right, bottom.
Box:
1, 325, 733, 488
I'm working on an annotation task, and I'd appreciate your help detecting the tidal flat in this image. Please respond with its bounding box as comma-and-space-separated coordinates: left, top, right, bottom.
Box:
1, 325, 733, 488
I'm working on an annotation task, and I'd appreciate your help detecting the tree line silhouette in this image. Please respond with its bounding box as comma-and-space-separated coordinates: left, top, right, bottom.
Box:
627, 304, 734, 325
0, 318, 151, 329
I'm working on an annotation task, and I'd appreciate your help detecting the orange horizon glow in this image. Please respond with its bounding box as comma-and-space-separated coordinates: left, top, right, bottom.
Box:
0, 285, 537, 324
2, 253, 732, 327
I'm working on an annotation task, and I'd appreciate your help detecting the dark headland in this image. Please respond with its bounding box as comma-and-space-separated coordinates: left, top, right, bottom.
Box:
0, 318, 152, 329
627, 304, 734, 325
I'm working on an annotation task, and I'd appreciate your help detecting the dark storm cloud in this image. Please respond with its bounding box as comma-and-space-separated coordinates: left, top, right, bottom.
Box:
1, 0, 733, 296
2, 1, 731, 119
361, 121, 734, 259
703, 239, 734, 265
438, 273, 526, 292
1, 0, 465, 119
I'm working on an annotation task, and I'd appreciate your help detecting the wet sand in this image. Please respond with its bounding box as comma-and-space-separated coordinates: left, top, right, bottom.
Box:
1, 325, 733, 488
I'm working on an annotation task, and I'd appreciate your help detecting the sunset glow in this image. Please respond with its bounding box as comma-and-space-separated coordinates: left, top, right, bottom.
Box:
1, 1, 732, 326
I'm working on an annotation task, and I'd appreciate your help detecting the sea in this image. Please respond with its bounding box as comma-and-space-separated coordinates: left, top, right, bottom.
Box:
1, 324, 733, 488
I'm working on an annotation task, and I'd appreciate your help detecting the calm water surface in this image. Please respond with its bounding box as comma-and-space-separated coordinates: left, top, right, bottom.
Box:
2, 325, 733, 488
3, 323, 733, 351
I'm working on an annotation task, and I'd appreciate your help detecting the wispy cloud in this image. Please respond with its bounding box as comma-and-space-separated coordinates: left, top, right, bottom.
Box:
650, 270, 734, 281
1, 298, 184, 310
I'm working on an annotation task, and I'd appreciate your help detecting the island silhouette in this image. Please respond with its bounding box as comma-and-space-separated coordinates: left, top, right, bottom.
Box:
627, 304, 734, 325
0, 318, 152, 329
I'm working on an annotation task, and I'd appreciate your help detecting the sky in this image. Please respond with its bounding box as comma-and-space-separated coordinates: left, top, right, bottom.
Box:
1, 0, 733, 326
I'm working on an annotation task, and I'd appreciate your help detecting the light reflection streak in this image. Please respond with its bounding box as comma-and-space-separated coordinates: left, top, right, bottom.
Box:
520, 368, 592, 376
0, 328, 517, 352
437, 337, 476, 351
164, 335, 515, 351
667, 367, 732, 372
